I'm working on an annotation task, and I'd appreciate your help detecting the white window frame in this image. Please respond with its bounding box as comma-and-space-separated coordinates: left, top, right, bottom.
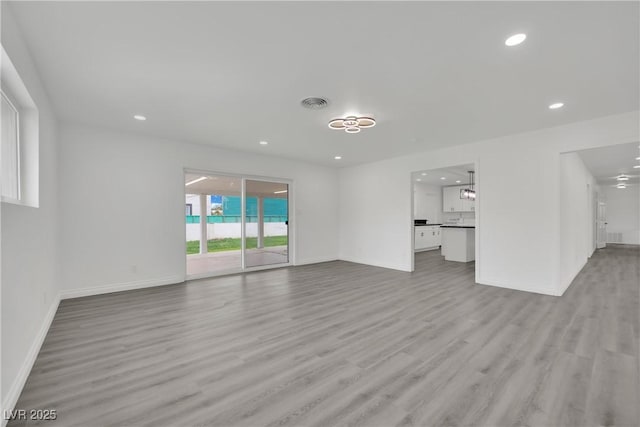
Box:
1, 88, 21, 202
1, 44, 39, 208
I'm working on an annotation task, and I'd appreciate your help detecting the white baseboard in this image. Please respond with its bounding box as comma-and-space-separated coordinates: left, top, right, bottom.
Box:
338, 256, 412, 272
2, 296, 60, 426
294, 256, 338, 266
59, 275, 185, 300
476, 278, 561, 296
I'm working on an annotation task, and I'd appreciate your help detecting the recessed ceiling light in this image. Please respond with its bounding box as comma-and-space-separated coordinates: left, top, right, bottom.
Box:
259, 140, 268, 145
334, 156, 342, 160
456, 180, 461, 183
273, 190, 288, 194
616, 184, 627, 189
416, 178, 422, 182
421, 172, 427, 176
636, 157, 640, 160
634, 165, 640, 168
617, 175, 630, 181
505, 33, 527, 47
440, 177, 446, 180
133, 115, 146, 121
549, 102, 564, 110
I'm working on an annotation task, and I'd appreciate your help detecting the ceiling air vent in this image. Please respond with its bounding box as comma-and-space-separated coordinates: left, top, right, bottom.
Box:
301, 97, 329, 110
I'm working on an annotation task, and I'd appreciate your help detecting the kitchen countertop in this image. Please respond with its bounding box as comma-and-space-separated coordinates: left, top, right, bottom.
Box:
440, 225, 475, 228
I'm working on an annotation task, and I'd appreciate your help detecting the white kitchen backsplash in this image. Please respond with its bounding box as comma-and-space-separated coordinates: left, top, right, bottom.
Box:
443, 211, 475, 225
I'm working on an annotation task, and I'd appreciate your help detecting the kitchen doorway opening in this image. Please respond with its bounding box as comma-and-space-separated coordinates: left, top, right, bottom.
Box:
410, 163, 478, 279
185, 170, 291, 279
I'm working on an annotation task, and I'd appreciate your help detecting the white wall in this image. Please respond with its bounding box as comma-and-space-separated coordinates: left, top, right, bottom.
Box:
57, 124, 339, 296
603, 185, 640, 245
1, 4, 60, 416
559, 152, 597, 294
413, 182, 442, 224
339, 111, 639, 296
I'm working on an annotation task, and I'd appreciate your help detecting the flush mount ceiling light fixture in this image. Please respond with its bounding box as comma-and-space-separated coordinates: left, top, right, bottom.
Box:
460, 171, 476, 200
617, 174, 630, 181
549, 102, 564, 110
328, 116, 376, 134
133, 115, 146, 121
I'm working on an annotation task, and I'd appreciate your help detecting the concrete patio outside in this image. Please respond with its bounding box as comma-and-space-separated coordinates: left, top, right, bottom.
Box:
186, 245, 288, 276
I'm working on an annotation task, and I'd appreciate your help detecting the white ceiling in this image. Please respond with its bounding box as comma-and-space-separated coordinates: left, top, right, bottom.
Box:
7, 2, 639, 167
577, 142, 640, 187
412, 164, 474, 187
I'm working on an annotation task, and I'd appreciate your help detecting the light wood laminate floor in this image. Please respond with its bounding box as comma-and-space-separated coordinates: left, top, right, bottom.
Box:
10, 245, 639, 427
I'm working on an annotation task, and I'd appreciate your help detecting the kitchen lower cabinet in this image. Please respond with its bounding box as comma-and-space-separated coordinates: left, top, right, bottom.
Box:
415, 226, 441, 251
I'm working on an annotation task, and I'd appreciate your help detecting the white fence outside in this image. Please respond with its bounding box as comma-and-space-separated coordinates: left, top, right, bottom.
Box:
186, 222, 287, 241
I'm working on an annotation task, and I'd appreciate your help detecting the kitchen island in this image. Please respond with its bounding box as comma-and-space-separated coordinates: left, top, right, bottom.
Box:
440, 225, 475, 262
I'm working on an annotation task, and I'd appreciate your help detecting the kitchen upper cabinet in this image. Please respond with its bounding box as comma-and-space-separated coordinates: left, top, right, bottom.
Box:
442, 185, 475, 212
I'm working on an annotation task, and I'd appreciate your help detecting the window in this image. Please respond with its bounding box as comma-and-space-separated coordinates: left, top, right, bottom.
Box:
1, 45, 39, 207
1, 89, 20, 200
185, 204, 193, 216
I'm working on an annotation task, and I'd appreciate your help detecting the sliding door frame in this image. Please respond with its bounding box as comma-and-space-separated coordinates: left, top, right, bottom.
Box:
183, 168, 294, 281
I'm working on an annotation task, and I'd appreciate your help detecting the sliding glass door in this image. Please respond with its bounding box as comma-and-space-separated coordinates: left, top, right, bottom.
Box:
244, 180, 289, 268
185, 172, 290, 278
185, 173, 242, 276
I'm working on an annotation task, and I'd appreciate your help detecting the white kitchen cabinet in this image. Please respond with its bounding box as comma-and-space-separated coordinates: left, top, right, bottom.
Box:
415, 226, 441, 251
442, 185, 475, 212
442, 186, 460, 212
440, 227, 475, 262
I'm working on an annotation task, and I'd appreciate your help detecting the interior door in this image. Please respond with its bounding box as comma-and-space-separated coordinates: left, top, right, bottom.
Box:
596, 201, 607, 249
244, 179, 289, 268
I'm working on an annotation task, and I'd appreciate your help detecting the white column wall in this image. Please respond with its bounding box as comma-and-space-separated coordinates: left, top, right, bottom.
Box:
559, 152, 598, 294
